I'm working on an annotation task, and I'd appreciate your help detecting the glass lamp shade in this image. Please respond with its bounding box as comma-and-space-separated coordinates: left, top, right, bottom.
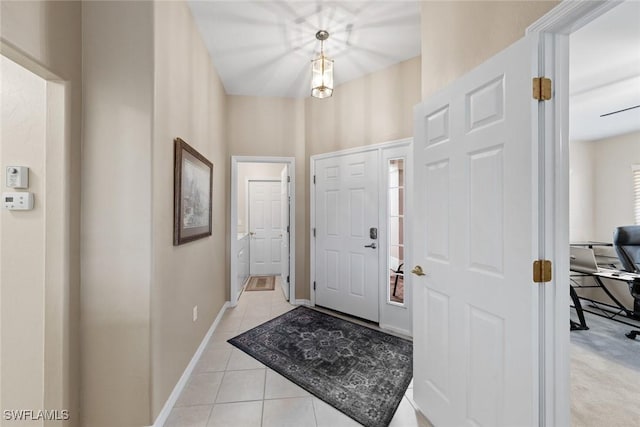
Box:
311, 55, 334, 98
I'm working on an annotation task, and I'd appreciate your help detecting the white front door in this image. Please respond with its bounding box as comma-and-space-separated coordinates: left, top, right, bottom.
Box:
280, 166, 290, 299
315, 150, 379, 322
412, 34, 541, 426
249, 180, 282, 275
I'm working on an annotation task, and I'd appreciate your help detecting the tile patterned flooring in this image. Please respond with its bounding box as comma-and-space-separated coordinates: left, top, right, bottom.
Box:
165, 280, 432, 427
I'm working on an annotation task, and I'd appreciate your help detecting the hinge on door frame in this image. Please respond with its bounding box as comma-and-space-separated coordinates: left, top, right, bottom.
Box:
313, 281, 316, 291
286, 225, 290, 233
286, 275, 290, 283
532, 77, 552, 101
533, 259, 552, 283
313, 228, 316, 237
313, 175, 316, 184
287, 176, 291, 182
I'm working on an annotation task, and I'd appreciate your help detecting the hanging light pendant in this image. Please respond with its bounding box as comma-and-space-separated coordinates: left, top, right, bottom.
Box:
311, 30, 334, 99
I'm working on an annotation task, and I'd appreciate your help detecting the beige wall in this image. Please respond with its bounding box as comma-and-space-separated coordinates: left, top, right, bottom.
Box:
592, 131, 640, 241
228, 96, 308, 298
421, 1, 558, 99
151, 0, 229, 420
81, 1, 154, 425
570, 140, 595, 242
237, 162, 287, 234
305, 56, 421, 156
1, 55, 47, 424
1, 1, 82, 425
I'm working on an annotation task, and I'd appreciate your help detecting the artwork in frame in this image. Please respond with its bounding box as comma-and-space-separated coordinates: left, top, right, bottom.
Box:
174, 137, 213, 245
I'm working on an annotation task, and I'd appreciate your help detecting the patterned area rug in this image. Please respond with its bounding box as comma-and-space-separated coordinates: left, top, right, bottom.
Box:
245, 275, 275, 291
228, 306, 413, 427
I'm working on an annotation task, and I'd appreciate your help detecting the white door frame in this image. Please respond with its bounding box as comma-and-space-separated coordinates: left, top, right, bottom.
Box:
230, 156, 296, 305
310, 138, 412, 325
526, 1, 623, 426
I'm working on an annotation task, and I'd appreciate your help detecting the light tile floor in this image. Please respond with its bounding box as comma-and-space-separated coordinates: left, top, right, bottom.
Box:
165, 278, 432, 427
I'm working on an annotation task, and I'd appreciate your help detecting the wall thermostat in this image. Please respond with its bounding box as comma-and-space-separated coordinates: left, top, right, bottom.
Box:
6, 166, 29, 189
3, 192, 34, 210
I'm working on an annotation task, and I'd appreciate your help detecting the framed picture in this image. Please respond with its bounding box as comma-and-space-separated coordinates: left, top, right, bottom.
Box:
174, 137, 213, 245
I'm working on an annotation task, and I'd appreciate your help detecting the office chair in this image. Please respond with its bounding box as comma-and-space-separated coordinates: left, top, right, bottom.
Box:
612, 226, 640, 340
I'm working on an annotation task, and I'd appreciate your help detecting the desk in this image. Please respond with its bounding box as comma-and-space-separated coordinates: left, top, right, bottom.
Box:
570, 267, 640, 330
570, 241, 613, 248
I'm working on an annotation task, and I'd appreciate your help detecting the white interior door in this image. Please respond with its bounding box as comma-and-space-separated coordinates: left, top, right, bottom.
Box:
315, 151, 379, 322
412, 34, 541, 426
280, 166, 290, 299
249, 180, 282, 275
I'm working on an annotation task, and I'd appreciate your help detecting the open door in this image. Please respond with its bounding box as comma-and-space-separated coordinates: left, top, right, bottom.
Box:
412, 33, 544, 426
280, 165, 290, 300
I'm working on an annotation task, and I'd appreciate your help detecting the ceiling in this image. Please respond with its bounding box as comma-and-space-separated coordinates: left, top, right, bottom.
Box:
569, 1, 640, 141
187, 0, 421, 98
187, 1, 639, 141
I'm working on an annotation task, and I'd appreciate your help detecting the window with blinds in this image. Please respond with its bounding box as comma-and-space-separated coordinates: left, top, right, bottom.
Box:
634, 165, 640, 225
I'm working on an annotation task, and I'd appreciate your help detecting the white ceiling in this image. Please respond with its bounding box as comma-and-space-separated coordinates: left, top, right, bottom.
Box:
569, 1, 640, 141
187, 0, 639, 140
187, 0, 421, 98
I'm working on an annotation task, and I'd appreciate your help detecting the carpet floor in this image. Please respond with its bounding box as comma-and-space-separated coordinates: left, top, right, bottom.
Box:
228, 306, 413, 427
570, 310, 640, 426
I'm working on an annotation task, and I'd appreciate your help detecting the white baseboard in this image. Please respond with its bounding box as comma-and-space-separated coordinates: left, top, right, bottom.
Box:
148, 301, 230, 427
293, 299, 312, 307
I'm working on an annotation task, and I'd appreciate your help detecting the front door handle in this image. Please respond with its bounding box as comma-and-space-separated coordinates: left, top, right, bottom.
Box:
364, 243, 377, 249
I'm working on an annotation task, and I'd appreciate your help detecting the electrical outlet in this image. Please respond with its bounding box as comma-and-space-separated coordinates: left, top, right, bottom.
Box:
192, 305, 198, 322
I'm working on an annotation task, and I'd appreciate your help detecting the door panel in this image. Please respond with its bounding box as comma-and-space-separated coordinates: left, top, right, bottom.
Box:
249, 180, 282, 275
315, 150, 379, 322
413, 34, 539, 427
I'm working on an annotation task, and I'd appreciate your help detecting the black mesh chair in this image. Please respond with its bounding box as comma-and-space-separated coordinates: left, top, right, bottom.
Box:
612, 226, 640, 339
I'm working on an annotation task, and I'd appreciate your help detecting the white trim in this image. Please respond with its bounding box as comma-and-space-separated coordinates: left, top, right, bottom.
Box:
310, 138, 412, 161
526, 0, 621, 35
293, 299, 312, 307
526, 2, 624, 426
230, 156, 296, 306
148, 302, 229, 427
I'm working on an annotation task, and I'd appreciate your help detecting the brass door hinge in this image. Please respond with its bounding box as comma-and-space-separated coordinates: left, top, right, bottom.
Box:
532, 77, 552, 101
533, 259, 552, 283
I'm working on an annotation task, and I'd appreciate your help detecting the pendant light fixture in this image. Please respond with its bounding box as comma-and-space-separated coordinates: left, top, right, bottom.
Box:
311, 30, 334, 99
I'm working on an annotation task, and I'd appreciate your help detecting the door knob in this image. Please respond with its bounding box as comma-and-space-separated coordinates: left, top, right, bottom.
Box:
364, 243, 377, 249
411, 265, 426, 276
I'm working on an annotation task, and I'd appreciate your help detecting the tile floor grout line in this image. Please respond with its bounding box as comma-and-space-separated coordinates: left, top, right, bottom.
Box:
260, 368, 268, 427
310, 395, 320, 427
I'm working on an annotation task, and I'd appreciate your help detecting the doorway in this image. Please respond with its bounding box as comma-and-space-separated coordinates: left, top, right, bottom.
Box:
0, 53, 69, 420
523, 1, 638, 425
565, 1, 640, 424
230, 157, 295, 305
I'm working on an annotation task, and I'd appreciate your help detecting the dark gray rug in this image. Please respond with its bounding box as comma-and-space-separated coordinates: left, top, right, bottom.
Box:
228, 306, 413, 427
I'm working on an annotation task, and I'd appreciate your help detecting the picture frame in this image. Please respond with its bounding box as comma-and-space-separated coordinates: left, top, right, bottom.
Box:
174, 137, 213, 245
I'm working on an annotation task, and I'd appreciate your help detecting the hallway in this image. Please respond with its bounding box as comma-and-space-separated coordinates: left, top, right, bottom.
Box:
165, 279, 429, 427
